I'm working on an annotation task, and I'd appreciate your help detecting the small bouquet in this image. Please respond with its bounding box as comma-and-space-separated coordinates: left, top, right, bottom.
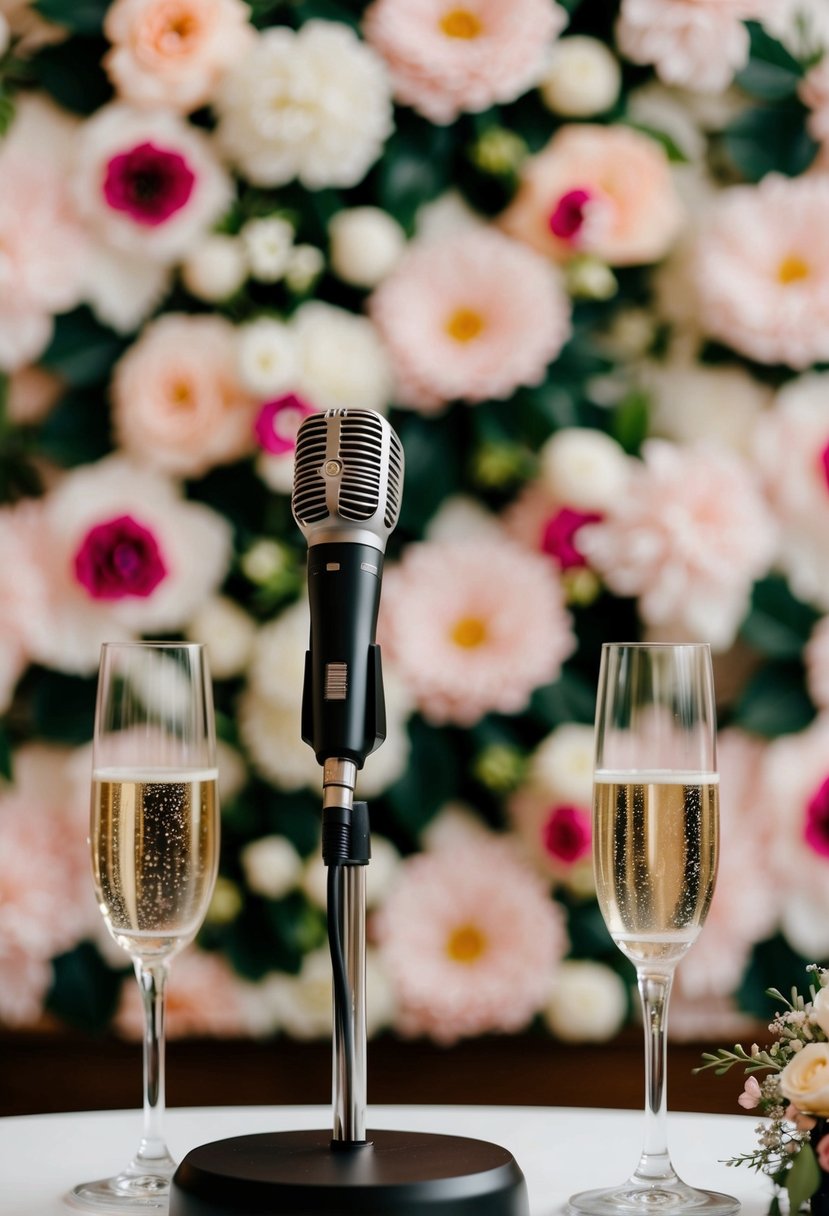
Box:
699, 967, 829, 1216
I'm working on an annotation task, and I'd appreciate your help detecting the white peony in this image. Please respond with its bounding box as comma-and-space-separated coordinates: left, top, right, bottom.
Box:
186, 595, 256, 679
181, 234, 248, 302
214, 20, 393, 189
241, 836, 303, 900
237, 317, 298, 399
544, 961, 628, 1042
242, 216, 295, 283
292, 301, 393, 413
530, 723, 595, 805
539, 428, 632, 511
540, 36, 622, 117
329, 206, 406, 288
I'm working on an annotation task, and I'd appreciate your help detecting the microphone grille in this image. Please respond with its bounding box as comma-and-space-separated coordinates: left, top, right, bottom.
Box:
292, 412, 329, 525
338, 409, 385, 522
384, 427, 404, 530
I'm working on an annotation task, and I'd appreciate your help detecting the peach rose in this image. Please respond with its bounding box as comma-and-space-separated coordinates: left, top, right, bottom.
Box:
111, 313, 258, 478
104, 0, 254, 113
500, 123, 684, 267
780, 1043, 829, 1116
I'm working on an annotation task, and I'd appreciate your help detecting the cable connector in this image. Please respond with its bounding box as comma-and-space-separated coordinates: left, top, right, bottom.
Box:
322, 801, 371, 867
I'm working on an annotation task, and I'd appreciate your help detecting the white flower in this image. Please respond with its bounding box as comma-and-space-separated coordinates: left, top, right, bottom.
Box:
72, 103, 233, 264
241, 538, 288, 585
237, 317, 298, 398
181, 233, 247, 302
646, 360, 772, 458
82, 245, 171, 334
292, 300, 392, 413
255, 452, 296, 496
530, 724, 595, 804
544, 961, 628, 1042
242, 216, 295, 283
241, 836, 303, 900
284, 244, 325, 294
238, 691, 318, 792
539, 428, 632, 511
329, 206, 406, 288
261, 946, 394, 1039
812, 986, 829, 1039
780, 1042, 829, 1116
214, 20, 393, 189
540, 36, 622, 117
186, 595, 256, 679
424, 496, 503, 543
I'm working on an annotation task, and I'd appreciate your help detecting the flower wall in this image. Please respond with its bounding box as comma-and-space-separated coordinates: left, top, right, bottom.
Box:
2, 0, 829, 1048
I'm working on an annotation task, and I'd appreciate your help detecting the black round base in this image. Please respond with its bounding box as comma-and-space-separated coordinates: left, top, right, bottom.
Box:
168, 1127, 530, 1216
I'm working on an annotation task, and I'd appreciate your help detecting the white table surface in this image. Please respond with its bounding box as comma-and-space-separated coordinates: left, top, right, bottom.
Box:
0, 1104, 771, 1216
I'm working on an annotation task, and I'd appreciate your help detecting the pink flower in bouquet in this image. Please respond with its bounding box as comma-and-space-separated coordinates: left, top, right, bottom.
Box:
806, 617, 829, 711
17, 456, 232, 675
362, 0, 567, 125
369, 228, 571, 414
72, 103, 232, 263
754, 374, 829, 609
738, 1077, 762, 1110
374, 832, 567, 1043
760, 716, 829, 958
694, 174, 829, 369
104, 0, 254, 114
673, 730, 779, 1008
116, 949, 265, 1039
0, 148, 87, 371
254, 394, 315, 456
579, 439, 777, 651
616, 0, 771, 94
0, 746, 93, 1026
378, 536, 575, 726
500, 124, 684, 267
112, 314, 258, 478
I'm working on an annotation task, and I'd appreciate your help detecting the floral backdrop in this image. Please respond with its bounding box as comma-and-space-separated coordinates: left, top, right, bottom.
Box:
2, 0, 829, 1050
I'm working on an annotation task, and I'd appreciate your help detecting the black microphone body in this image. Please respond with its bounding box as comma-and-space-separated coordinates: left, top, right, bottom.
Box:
302, 540, 387, 769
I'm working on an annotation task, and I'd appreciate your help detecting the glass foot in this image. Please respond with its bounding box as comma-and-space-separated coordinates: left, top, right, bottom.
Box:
65, 1160, 176, 1212
568, 1177, 741, 1216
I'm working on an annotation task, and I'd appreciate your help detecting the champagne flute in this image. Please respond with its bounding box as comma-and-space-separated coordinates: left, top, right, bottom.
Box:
569, 643, 739, 1216
68, 642, 220, 1212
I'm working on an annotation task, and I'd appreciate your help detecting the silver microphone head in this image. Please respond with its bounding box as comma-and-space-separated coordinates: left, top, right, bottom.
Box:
292, 408, 404, 550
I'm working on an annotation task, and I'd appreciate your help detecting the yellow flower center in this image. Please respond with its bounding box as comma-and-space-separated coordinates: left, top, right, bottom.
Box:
446, 923, 487, 963
445, 307, 485, 343
778, 254, 810, 284
451, 616, 487, 648
439, 9, 483, 39
169, 379, 195, 409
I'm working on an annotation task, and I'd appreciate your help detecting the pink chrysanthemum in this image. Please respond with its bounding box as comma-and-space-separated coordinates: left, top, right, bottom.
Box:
374, 833, 567, 1043
112, 313, 258, 478
0, 746, 94, 1026
500, 124, 683, 267
759, 715, 829, 958
754, 374, 829, 609
115, 948, 264, 1039
369, 228, 571, 414
616, 0, 771, 94
363, 0, 567, 125
579, 439, 777, 651
694, 174, 829, 369
378, 536, 575, 726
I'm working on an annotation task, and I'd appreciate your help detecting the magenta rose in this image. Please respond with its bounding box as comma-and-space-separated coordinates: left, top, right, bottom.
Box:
821, 439, 829, 494
254, 394, 315, 456
74, 514, 167, 600
542, 507, 602, 570
805, 775, 829, 858
542, 804, 591, 865
103, 141, 196, 226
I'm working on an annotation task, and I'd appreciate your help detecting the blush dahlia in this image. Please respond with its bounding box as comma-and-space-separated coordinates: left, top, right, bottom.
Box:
102, 141, 196, 226
74, 515, 167, 600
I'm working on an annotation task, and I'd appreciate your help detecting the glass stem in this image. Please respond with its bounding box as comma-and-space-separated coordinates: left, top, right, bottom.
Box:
634, 968, 677, 1187
134, 958, 173, 1168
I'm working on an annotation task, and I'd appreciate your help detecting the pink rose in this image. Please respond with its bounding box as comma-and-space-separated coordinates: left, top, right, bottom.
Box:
74, 515, 167, 601
542, 804, 592, 866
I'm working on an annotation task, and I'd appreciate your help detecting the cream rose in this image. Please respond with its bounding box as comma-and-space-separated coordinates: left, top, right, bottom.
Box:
812, 987, 829, 1039
780, 1042, 829, 1115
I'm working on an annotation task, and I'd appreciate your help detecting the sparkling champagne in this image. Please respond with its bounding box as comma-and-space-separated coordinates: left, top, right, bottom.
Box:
593, 772, 719, 966
92, 768, 219, 959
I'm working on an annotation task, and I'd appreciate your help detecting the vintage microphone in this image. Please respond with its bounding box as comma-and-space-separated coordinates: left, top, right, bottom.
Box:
169, 408, 529, 1216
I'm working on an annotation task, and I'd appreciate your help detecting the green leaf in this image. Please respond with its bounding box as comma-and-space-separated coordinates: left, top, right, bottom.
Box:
376, 115, 454, 230
623, 122, 689, 164
0, 86, 15, 138
0, 724, 12, 782
384, 716, 461, 844
35, 386, 113, 468
724, 102, 818, 181
741, 576, 821, 660
33, 0, 109, 34
392, 411, 464, 538
530, 666, 596, 729
29, 669, 97, 744
737, 935, 813, 1020
730, 660, 816, 737
40, 308, 128, 387
45, 941, 127, 1032
31, 37, 112, 115
611, 390, 650, 455
737, 22, 806, 101
786, 1143, 821, 1214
